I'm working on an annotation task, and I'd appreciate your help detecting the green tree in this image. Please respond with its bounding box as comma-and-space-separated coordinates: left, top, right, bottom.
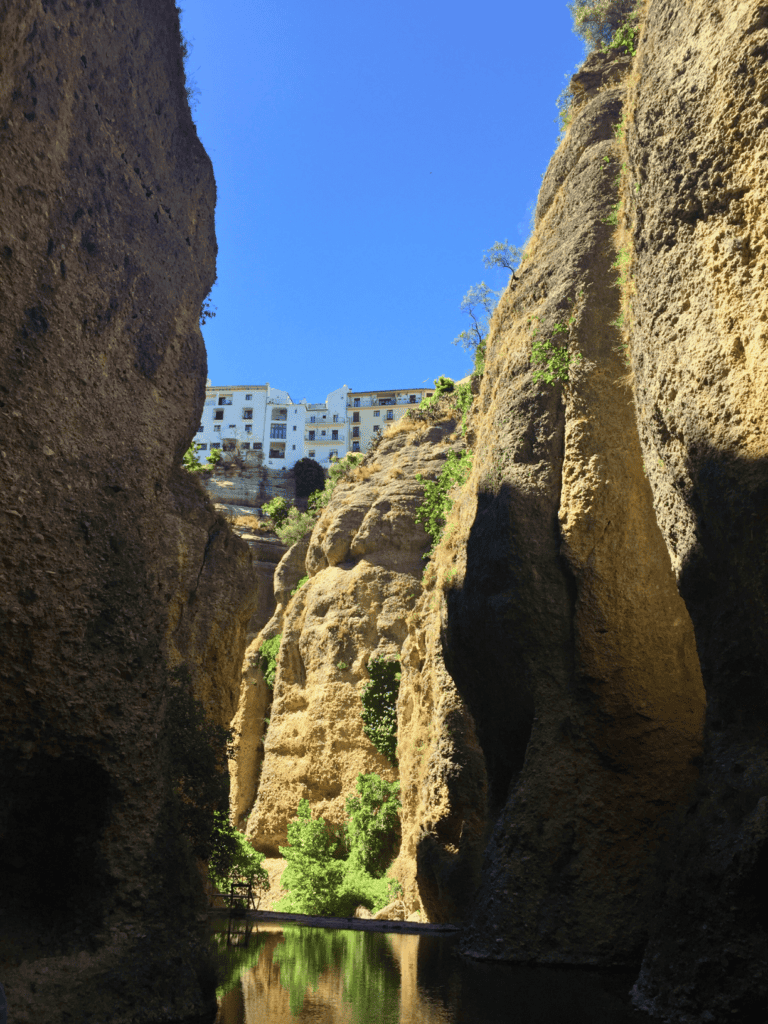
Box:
568, 0, 637, 51
277, 799, 344, 916
344, 774, 401, 876
208, 811, 269, 895
263, 496, 291, 529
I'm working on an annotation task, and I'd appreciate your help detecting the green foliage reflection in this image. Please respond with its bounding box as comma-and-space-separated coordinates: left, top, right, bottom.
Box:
273, 926, 400, 1022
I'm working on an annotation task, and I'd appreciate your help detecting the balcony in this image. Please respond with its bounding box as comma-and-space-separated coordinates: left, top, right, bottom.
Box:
346, 395, 423, 408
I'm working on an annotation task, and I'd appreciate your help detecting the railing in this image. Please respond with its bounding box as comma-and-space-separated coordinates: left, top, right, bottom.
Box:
346, 396, 421, 408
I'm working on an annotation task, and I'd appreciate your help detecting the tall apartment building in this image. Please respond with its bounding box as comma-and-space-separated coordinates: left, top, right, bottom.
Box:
195, 383, 350, 471
346, 386, 434, 453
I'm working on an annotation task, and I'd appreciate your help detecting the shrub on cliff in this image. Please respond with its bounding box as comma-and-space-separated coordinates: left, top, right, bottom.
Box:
568, 0, 638, 52
276, 775, 402, 916
415, 449, 473, 554
263, 496, 290, 529
361, 658, 401, 766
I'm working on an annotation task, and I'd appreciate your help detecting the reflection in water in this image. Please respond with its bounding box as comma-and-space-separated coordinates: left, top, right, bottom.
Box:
211, 920, 648, 1024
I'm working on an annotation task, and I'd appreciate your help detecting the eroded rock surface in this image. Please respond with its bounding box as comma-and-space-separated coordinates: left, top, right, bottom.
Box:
395, 50, 705, 959
626, 1, 768, 1017
243, 423, 461, 854
0, 3, 256, 1022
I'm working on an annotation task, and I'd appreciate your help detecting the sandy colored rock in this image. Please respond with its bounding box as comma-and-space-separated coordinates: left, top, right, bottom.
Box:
244, 423, 461, 853
624, 0, 768, 1017
395, 49, 705, 959
0, 3, 256, 1022
229, 533, 310, 827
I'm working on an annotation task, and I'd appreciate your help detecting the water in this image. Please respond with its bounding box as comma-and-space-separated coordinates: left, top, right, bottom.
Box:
210, 918, 649, 1024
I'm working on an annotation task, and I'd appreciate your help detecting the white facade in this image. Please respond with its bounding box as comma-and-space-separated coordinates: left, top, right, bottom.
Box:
346, 386, 434, 453
195, 383, 352, 471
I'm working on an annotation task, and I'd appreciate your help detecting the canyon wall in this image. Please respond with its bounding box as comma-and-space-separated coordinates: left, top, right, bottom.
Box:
626, 1, 768, 1018
0, 2, 256, 1022
241, 421, 462, 854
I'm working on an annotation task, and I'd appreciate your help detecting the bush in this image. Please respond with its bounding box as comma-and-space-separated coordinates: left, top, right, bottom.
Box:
360, 659, 400, 766
276, 775, 402, 917
415, 449, 473, 553
182, 442, 220, 473
293, 458, 326, 499
263, 496, 290, 529
208, 811, 270, 896
344, 773, 401, 876
274, 505, 317, 547
256, 634, 282, 688
568, 0, 638, 52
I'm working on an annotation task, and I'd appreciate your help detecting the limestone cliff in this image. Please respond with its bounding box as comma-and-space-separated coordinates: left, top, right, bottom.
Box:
240, 420, 463, 854
0, 3, 256, 1023
625, 1, 768, 1018
392, 1, 768, 1018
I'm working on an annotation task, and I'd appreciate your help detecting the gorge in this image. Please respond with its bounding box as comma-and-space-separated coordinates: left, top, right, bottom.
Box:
1, 1, 767, 1023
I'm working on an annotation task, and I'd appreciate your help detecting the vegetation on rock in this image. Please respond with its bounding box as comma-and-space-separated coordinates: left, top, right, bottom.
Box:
256, 634, 282, 689
415, 449, 473, 554
360, 658, 401, 766
276, 774, 402, 917
208, 811, 269, 897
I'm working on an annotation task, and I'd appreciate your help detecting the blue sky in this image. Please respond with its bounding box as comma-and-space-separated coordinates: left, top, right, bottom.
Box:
175, 0, 585, 404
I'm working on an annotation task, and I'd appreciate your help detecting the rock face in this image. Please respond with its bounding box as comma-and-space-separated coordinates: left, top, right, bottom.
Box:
0, 3, 256, 1023
243, 422, 462, 854
394, 48, 706, 952
625, 1, 768, 1018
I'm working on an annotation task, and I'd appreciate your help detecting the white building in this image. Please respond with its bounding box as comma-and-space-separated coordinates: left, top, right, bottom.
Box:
195, 383, 351, 471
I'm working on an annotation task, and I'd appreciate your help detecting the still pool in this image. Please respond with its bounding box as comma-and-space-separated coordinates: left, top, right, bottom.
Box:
210, 918, 649, 1024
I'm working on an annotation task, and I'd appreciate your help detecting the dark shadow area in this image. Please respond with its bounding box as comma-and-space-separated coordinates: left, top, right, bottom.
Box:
634, 444, 768, 1019
0, 751, 116, 925
442, 476, 573, 812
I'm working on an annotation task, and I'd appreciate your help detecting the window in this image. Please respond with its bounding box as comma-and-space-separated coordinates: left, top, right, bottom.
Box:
308, 430, 315, 441
218, 396, 232, 405
308, 450, 315, 458
242, 442, 250, 450
214, 409, 223, 421
331, 430, 338, 440
321, 430, 326, 437
373, 425, 380, 433
353, 398, 360, 407
386, 410, 394, 420
379, 398, 394, 406
196, 425, 204, 432
245, 424, 252, 434
333, 414, 339, 423
426, 392, 433, 398
410, 395, 417, 403
352, 426, 360, 438
310, 415, 316, 423
242, 409, 253, 419
292, 445, 296, 450
293, 425, 297, 431
254, 442, 263, 450
210, 442, 221, 449
228, 424, 236, 430
329, 449, 338, 459
352, 412, 360, 423
352, 441, 360, 452
373, 410, 380, 418
198, 443, 207, 450
269, 448, 285, 459
213, 425, 221, 433
270, 425, 287, 439
245, 394, 253, 400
